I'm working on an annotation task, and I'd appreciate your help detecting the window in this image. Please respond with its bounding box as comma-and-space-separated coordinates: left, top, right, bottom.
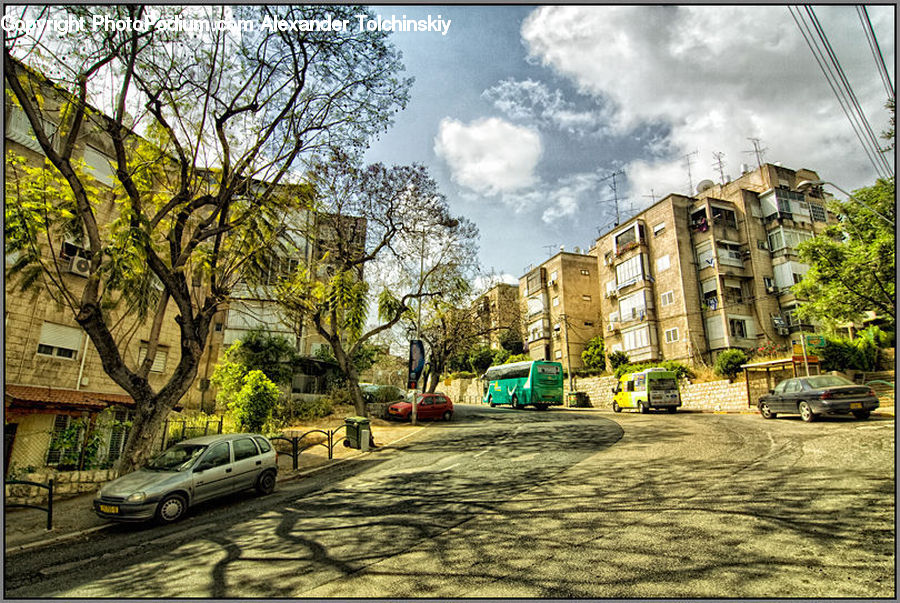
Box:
253, 437, 272, 453
691, 208, 709, 232
550, 270, 558, 282
233, 438, 260, 461
554, 350, 562, 359
615, 255, 644, 286
37, 322, 83, 359
809, 202, 827, 222
46, 414, 79, 465
202, 442, 231, 468
583, 321, 594, 327
701, 278, 718, 310
664, 328, 679, 343
84, 146, 114, 186
723, 282, 744, 304
660, 291, 675, 307
552, 296, 560, 307
581, 294, 592, 302
605, 280, 616, 297
6, 106, 52, 153
138, 345, 168, 373
729, 318, 747, 339
653, 222, 666, 236
769, 228, 812, 252
214, 322, 224, 332
623, 326, 651, 351
717, 242, 744, 267
609, 311, 620, 324
614, 223, 645, 254
711, 206, 737, 229
656, 254, 671, 273
696, 240, 714, 268
763, 276, 775, 290
580, 269, 590, 276
526, 269, 544, 295
757, 240, 768, 250
619, 291, 646, 321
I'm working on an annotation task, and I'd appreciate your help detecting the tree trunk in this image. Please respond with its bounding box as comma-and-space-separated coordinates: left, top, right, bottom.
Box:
118, 398, 173, 472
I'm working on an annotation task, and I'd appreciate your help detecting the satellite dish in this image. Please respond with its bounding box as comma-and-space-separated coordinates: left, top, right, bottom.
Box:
696, 179, 715, 193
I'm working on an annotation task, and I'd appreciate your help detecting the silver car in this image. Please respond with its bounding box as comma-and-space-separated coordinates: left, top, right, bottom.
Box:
93, 433, 277, 524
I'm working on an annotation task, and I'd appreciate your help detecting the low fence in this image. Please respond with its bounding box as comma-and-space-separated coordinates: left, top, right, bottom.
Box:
160, 417, 224, 450
270, 426, 348, 470
4, 478, 54, 530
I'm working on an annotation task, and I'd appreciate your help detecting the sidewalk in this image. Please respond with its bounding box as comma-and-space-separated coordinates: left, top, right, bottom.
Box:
4, 421, 425, 553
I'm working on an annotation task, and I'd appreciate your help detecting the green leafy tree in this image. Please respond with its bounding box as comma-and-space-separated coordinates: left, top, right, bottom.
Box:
505, 353, 531, 364
492, 348, 511, 365
229, 370, 280, 433
607, 351, 630, 371
499, 326, 525, 355
581, 336, 606, 370
4, 5, 411, 472
794, 179, 895, 329
714, 349, 749, 381
210, 329, 298, 410
277, 154, 478, 415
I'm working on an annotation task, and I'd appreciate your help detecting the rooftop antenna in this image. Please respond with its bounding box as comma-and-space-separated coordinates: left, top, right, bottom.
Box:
744, 137, 768, 168
599, 169, 625, 226
543, 244, 557, 257
712, 152, 727, 184
643, 189, 657, 205
682, 149, 699, 196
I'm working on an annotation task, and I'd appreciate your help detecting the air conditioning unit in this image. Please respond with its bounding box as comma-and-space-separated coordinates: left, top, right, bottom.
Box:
776, 327, 789, 336
548, 279, 557, 287
68, 255, 91, 277
607, 324, 615, 332
765, 285, 776, 294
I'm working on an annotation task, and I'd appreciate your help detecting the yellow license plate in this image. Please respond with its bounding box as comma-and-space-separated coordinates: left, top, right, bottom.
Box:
850, 402, 863, 409
99, 504, 119, 514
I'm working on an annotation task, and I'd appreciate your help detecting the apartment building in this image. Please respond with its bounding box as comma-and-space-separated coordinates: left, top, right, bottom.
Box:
592, 163, 836, 364
472, 283, 521, 349
520, 250, 603, 371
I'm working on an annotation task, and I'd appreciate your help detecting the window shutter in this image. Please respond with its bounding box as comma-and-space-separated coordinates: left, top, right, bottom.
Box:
38, 322, 84, 350
138, 346, 168, 373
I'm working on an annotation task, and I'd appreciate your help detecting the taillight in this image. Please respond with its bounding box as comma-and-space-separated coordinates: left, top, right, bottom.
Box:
867, 388, 876, 397
820, 391, 834, 400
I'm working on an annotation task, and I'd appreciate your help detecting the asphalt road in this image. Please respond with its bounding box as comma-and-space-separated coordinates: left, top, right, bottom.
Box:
4, 405, 895, 598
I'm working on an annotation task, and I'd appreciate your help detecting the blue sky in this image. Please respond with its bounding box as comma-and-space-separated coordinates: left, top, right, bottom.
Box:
363, 5, 895, 285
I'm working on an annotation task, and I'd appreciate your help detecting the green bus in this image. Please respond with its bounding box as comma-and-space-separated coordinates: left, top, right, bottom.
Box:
481, 360, 564, 410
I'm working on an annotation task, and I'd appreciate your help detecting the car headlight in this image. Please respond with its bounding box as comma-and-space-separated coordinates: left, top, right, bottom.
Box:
125, 492, 146, 504
94, 487, 103, 500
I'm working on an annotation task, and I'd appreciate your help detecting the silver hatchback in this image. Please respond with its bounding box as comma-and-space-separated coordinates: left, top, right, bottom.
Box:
93, 433, 277, 524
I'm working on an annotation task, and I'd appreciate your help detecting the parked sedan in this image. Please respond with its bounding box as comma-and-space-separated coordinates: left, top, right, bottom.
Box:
388, 392, 454, 421
93, 433, 277, 524
758, 375, 879, 422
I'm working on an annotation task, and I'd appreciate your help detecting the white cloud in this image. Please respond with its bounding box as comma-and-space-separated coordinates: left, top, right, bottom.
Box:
434, 117, 542, 196
521, 5, 895, 197
482, 78, 609, 136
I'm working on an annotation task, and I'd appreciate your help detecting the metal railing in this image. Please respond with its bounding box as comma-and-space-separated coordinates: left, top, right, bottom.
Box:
270, 426, 347, 470
5, 479, 54, 530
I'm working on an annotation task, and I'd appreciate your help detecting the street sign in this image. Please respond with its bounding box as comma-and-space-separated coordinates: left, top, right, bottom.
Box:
792, 344, 804, 356
806, 334, 826, 348
793, 355, 818, 363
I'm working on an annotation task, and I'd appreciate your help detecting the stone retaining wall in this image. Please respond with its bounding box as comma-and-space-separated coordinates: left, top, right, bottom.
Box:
569, 375, 751, 412
5, 469, 119, 506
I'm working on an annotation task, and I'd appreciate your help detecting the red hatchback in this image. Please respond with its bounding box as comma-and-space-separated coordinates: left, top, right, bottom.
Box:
388, 393, 454, 421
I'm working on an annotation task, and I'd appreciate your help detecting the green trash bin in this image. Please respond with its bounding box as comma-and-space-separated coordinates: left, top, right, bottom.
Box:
567, 392, 590, 407
344, 416, 371, 451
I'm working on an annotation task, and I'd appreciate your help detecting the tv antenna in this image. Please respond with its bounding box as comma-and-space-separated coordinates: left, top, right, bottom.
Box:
543, 244, 557, 257
682, 149, 699, 195
599, 169, 625, 226
744, 138, 768, 168
712, 152, 727, 184
643, 189, 657, 204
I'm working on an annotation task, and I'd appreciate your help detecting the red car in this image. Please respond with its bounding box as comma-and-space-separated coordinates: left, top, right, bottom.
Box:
388, 393, 454, 421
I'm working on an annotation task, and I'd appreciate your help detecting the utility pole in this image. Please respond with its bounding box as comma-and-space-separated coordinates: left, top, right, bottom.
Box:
561, 313, 574, 394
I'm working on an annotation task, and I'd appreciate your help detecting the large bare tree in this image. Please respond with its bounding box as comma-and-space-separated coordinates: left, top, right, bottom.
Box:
4, 5, 411, 471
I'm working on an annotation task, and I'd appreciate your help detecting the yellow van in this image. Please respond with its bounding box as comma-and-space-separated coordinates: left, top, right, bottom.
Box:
611, 368, 681, 413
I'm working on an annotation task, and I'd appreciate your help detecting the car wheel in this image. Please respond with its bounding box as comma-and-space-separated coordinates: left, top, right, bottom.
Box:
852, 409, 871, 420
156, 493, 187, 524
510, 394, 518, 409
256, 470, 276, 495
640, 402, 649, 414
488, 396, 495, 408
759, 402, 777, 419
612, 401, 621, 413
442, 410, 452, 421
798, 401, 816, 422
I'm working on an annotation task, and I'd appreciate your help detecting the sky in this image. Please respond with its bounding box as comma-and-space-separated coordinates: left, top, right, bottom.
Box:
362, 4, 896, 286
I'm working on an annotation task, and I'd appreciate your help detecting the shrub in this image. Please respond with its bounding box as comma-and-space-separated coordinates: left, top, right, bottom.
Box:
820, 336, 880, 373
505, 353, 531, 364
449, 371, 477, 379
713, 349, 749, 381
492, 347, 511, 365
228, 370, 281, 432
372, 385, 404, 404
614, 360, 695, 380
581, 336, 606, 370
607, 351, 630, 371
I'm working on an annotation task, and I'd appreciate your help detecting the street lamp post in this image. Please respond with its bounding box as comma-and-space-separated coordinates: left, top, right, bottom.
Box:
796, 179, 894, 227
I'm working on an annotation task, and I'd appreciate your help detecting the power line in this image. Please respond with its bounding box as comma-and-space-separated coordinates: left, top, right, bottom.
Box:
858, 6, 894, 100
788, 6, 893, 180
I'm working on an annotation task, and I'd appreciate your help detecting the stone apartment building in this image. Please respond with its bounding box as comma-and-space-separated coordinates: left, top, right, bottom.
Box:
591, 163, 837, 364
520, 250, 604, 371
472, 283, 521, 350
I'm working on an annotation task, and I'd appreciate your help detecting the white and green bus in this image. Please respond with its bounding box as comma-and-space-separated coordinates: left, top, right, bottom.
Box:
481, 360, 564, 410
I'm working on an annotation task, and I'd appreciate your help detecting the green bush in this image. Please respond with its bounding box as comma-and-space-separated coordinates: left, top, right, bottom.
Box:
505, 353, 531, 364
228, 370, 281, 432
820, 335, 880, 372
581, 336, 606, 370
614, 360, 695, 380
492, 347, 511, 365
449, 371, 477, 379
607, 351, 630, 371
371, 385, 404, 404
713, 349, 749, 380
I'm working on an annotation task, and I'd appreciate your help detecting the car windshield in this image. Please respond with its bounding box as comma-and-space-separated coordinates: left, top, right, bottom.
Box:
146, 443, 207, 472
804, 375, 855, 389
